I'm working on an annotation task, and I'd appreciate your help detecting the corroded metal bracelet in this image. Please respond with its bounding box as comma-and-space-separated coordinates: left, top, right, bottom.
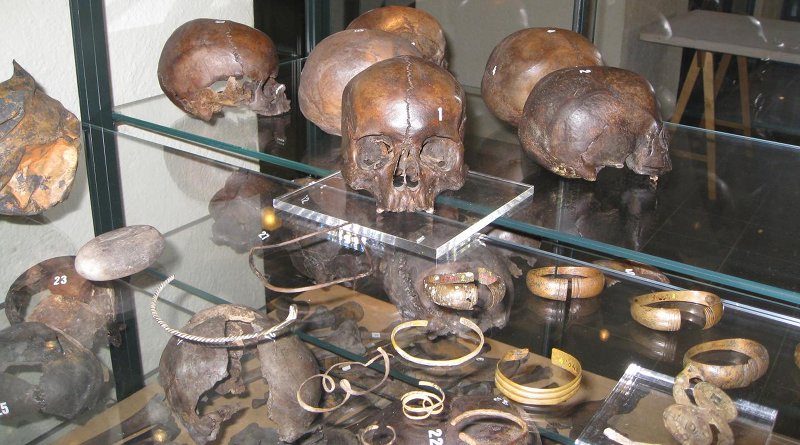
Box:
494, 348, 582, 405
391, 317, 484, 367
663, 403, 733, 445
593, 259, 670, 286
683, 338, 769, 389
673, 365, 737, 423
423, 267, 505, 310
526, 266, 604, 300
449, 408, 529, 445
630, 290, 723, 331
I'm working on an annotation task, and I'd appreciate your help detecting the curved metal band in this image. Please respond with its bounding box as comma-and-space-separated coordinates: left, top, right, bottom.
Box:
400, 380, 445, 420
526, 266, 604, 300
495, 348, 582, 405
683, 338, 769, 389
359, 424, 396, 445
390, 317, 484, 367
423, 267, 505, 310
450, 408, 529, 445
630, 290, 723, 331
248, 223, 373, 293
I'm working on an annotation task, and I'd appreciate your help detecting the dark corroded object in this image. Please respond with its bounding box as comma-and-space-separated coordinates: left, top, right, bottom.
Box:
382, 241, 511, 336
347, 5, 447, 67
663, 404, 714, 445
0, 62, 80, 215
5, 256, 115, 351
158, 19, 289, 121
298, 29, 420, 136
75, 225, 165, 281
159, 304, 319, 445
342, 55, 466, 213
481, 28, 602, 127
0, 322, 106, 421
519, 66, 671, 181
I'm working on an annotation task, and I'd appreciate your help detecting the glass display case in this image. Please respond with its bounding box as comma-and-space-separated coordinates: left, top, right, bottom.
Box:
2, 1, 800, 444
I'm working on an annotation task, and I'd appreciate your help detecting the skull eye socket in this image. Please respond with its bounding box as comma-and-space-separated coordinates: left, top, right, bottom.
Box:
421, 137, 459, 171
356, 135, 393, 170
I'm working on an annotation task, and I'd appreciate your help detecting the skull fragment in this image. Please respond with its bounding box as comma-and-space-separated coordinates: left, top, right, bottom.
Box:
518, 66, 671, 181
0, 322, 107, 422
347, 5, 447, 67
342, 55, 467, 213
481, 28, 602, 127
298, 29, 421, 136
159, 304, 319, 445
158, 19, 289, 121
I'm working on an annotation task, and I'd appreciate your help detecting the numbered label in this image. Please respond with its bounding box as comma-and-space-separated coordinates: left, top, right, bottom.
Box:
428, 429, 443, 445
52, 275, 67, 286
0, 402, 9, 415
257, 231, 270, 241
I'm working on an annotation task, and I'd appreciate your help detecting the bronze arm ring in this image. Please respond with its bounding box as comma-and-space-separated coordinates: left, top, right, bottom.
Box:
683, 338, 769, 389
391, 317, 484, 367
630, 290, 723, 331
423, 267, 506, 310
526, 266, 604, 300
495, 348, 582, 405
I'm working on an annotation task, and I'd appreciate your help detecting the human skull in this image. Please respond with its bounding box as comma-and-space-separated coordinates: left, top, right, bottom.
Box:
347, 5, 447, 67
518, 66, 671, 181
342, 55, 467, 213
159, 304, 319, 445
481, 27, 602, 127
0, 322, 107, 422
298, 29, 420, 136
158, 19, 289, 121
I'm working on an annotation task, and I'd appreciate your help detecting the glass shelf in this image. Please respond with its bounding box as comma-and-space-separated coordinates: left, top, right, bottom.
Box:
274, 171, 534, 258
112, 57, 800, 306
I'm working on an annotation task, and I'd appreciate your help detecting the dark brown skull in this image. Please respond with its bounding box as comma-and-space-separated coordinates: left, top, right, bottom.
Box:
159, 304, 319, 445
347, 5, 447, 67
158, 19, 289, 121
5, 256, 116, 351
0, 62, 80, 216
518, 66, 671, 181
342, 55, 467, 213
0, 322, 107, 422
298, 29, 421, 136
481, 27, 602, 127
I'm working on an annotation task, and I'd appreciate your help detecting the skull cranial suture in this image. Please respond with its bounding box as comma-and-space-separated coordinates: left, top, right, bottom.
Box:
342, 55, 467, 213
158, 18, 289, 121
518, 66, 671, 181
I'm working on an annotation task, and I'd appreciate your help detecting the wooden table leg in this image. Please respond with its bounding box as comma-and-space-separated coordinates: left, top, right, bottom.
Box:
671, 51, 700, 124
737, 55, 752, 137
700, 50, 717, 201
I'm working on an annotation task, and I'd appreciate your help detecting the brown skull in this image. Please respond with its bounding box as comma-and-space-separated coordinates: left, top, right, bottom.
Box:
158, 19, 289, 121
298, 29, 421, 136
342, 55, 467, 213
347, 5, 447, 67
518, 66, 671, 181
481, 27, 602, 127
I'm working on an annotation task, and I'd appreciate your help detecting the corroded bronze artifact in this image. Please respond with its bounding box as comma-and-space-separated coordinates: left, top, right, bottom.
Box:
0, 322, 106, 421
5, 256, 115, 351
158, 19, 289, 121
630, 290, 723, 332
662, 404, 714, 445
298, 29, 420, 136
682, 338, 769, 389
342, 55, 467, 213
75, 225, 165, 281
347, 5, 447, 67
526, 266, 604, 300
519, 66, 671, 181
159, 304, 319, 444
0, 62, 80, 215
481, 28, 602, 126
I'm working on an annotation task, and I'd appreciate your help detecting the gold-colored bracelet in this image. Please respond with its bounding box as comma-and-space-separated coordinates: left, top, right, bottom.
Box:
526, 266, 604, 300
593, 259, 670, 286
423, 267, 505, 310
494, 348, 582, 405
630, 290, 723, 331
400, 381, 445, 420
683, 338, 769, 389
390, 317, 484, 367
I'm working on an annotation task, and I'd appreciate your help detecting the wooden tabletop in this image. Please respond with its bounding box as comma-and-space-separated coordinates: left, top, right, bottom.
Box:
639, 9, 800, 64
